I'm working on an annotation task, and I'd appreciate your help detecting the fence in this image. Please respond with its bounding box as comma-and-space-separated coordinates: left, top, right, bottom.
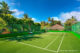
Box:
72, 22, 80, 34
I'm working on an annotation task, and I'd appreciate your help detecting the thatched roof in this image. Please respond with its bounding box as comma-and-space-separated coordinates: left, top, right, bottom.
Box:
50, 24, 64, 30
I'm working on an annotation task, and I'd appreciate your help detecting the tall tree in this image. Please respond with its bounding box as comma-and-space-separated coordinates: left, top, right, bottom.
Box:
23, 14, 28, 19
41, 21, 46, 29
0, 1, 13, 14
64, 16, 77, 31
48, 17, 51, 23
34, 23, 41, 32
0, 17, 7, 33
23, 14, 34, 32
71, 16, 77, 24
51, 18, 54, 25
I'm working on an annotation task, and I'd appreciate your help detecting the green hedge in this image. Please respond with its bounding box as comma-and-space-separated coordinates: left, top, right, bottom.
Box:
0, 32, 29, 38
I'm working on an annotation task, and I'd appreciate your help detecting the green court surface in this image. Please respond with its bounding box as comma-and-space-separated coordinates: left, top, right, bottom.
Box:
0, 32, 80, 53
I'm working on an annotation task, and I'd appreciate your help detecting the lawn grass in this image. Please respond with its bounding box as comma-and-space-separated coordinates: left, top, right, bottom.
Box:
0, 32, 80, 53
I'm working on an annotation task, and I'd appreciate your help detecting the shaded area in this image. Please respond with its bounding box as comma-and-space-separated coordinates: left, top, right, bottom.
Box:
0, 31, 46, 42
5, 36, 41, 42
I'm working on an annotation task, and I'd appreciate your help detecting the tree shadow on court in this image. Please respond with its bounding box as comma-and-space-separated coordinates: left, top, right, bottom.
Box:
0, 32, 44, 42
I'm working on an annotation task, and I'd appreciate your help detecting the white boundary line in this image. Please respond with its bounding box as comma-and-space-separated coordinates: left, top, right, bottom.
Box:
44, 35, 59, 49
19, 42, 57, 53
60, 50, 80, 52
18, 32, 79, 53
56, 33, 65, 53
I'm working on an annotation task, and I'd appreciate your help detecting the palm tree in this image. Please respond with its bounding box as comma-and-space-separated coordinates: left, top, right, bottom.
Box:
34, 23, 41, 32
51, 18, 54, 25
41, 21, 45, 29
64, 16, 77, 31
71, 16, 77, 24
23, 14, 28, 19
48, 17, 51, 22
27, 19, 34, 32
17, 19, 25, 32
0, 1, 13, 14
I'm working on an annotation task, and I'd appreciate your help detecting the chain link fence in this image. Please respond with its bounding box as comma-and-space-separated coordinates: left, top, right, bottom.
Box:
72, 22, 80, 35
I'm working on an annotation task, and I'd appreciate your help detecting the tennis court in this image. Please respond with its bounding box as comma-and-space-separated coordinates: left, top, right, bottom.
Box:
0, 32, 80, 53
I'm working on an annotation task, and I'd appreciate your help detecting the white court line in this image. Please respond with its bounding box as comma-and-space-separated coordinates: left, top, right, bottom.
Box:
45, 35, 59, 49
19, 33, 79, 53
56, 33, 65, 53
60, 50, 80, 52
19, 42, 57, 53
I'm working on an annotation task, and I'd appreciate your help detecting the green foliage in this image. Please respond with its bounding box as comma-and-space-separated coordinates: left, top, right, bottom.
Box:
0, 32, 29, 38
48, 17, 51, 22
64, 16, 77, 31
34, 23, 41, 32
41, 21, 46, 29
0, 1, 13, 14
41, 17, 62, 30
23, 14, 28, 19
0, 17, 7, 33
0, 1, 42, 33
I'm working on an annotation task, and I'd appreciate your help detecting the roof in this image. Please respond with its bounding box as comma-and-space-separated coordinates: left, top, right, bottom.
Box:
50, 24, 64, 30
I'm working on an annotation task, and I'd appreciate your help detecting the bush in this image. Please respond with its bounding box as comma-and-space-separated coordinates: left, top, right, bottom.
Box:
0, 32, 29, 38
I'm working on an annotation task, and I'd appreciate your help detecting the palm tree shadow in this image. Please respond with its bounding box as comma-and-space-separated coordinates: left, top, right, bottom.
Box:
3, 33, 42, 42
0, 31, 46, 42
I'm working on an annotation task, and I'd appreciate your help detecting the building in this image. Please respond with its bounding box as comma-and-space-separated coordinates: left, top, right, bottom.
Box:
49, 24, 64, 31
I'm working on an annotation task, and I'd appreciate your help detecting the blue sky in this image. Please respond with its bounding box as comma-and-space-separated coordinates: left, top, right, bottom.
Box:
1, 0, 80, 22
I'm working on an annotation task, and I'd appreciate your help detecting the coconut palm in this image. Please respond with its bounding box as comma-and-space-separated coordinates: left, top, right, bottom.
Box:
23, 14, 28, 19
0, 1, 13, 14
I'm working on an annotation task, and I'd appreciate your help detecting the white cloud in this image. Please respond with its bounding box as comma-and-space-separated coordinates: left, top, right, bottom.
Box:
60, 11, 80, 23
11, 9, 24, 16
51, 17, 60, 21
32, 18, 36, 21
32, 18, 40, 23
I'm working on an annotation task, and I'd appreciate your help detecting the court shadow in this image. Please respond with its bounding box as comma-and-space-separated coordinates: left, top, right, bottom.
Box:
0, 33, 43, 42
